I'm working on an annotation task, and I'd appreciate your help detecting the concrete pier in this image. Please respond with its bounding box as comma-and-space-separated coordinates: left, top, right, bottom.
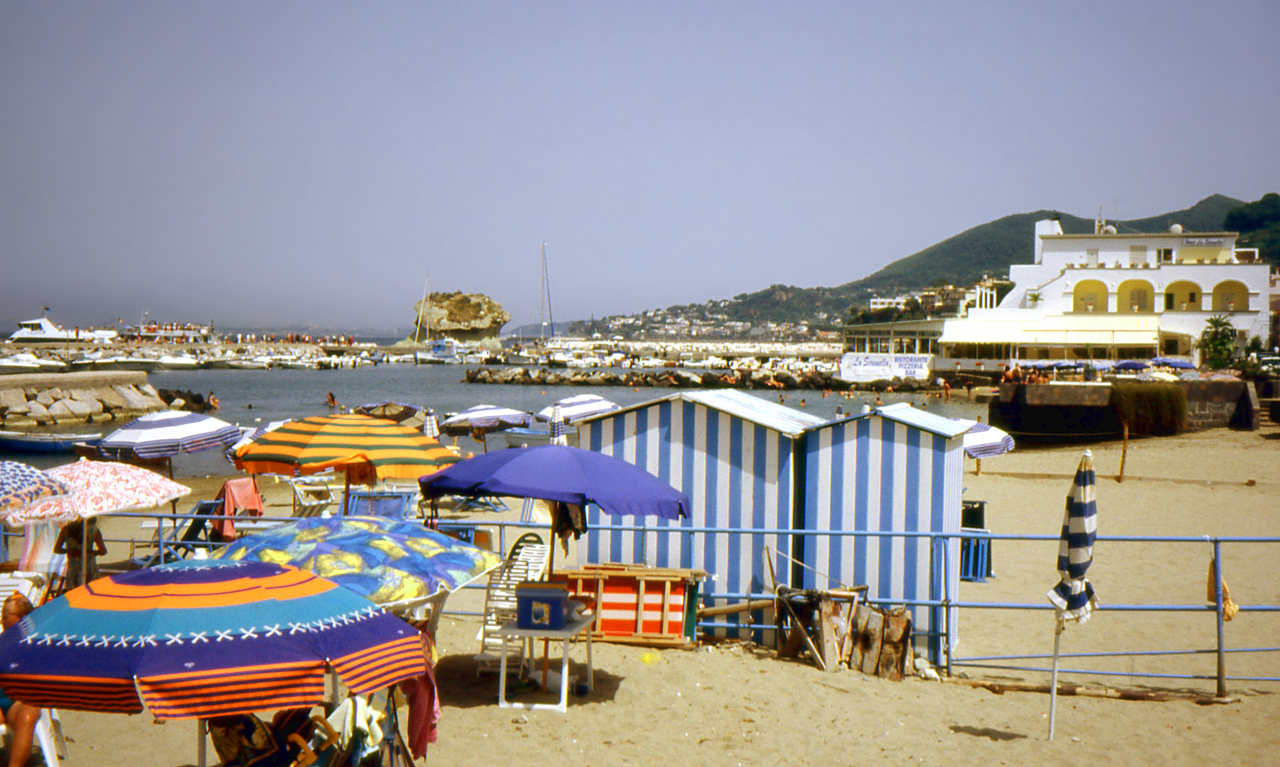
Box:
0, 371, 168, 429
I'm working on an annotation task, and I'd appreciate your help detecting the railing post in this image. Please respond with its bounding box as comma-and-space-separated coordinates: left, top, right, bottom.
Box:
942, 534, 953, 677
1213, 537, 1227, 698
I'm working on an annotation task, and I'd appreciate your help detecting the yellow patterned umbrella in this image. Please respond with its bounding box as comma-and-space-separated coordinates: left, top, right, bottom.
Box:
232, 413, 461, 483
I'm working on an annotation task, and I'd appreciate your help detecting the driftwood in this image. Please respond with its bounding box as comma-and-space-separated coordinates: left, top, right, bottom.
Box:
696, 599, 775, 619
850, 603, 912, 680
946, 677, 1239, 704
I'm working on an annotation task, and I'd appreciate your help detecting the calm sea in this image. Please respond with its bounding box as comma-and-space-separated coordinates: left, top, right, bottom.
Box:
26, 365, 986, 476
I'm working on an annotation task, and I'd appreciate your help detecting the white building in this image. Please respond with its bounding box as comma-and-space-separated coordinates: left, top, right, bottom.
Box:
842, 218, 1271, 378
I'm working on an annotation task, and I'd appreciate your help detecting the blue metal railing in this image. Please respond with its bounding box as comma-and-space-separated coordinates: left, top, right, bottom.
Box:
49, 509, 1275, 697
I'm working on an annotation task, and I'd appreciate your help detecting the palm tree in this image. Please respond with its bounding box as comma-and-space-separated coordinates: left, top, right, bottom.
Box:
1199, 315, 1238, 369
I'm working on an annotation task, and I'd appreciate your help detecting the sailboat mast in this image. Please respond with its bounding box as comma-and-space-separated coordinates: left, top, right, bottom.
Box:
414, 274, 430, 344
543, 243, 554, 341
538, 242, 547, 342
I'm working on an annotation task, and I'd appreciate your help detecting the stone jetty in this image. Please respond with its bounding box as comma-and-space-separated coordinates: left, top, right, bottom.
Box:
462, 365, 934, 393
0, 371, 171, 429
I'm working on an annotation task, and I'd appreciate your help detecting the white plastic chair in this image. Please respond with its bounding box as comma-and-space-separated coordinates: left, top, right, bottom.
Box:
0, 709, 67, 767
288, 477, 334, 517
474, 533, 550, 676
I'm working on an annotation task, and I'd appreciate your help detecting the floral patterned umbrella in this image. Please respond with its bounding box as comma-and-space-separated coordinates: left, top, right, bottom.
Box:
5, 459, 191, 526
211, 516, 502, 608
0, 461, 69, 516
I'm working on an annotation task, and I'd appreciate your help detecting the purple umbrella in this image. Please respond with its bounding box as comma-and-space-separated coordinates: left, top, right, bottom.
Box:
419, 445, 689, 574
419, 444, 688, 520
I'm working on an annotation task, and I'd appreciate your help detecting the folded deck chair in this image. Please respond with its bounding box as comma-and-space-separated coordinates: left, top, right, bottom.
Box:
288, 476, 335, 517
133, 500, 223, 567
474, 532, 550, 676
344, 490, 416, 520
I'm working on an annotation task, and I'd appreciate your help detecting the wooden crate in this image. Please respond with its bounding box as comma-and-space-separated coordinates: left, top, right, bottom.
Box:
551, 563, 706, 647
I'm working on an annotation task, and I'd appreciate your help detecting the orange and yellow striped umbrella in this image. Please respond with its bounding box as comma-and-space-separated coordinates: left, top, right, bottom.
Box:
233, 413, 461, 482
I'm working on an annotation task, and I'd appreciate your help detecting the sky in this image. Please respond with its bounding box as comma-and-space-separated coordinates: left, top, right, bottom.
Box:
3, 1, 1278, 335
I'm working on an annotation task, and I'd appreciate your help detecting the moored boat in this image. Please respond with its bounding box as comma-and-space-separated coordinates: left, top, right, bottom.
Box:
0, 429, 103, 454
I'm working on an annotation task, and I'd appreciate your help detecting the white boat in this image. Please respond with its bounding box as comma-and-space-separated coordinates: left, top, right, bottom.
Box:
157, 353, 202, 370
0, 353, 68, 374
9, 316, 118, 344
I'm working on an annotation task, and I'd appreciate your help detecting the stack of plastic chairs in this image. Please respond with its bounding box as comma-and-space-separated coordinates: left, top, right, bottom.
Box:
473, 533, 550, 676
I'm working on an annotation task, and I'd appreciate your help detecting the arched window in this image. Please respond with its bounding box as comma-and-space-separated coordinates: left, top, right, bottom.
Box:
1117, 279, 1155, 313
1072, 280, 1108, 313
1212, 281, 1249, 312
1163, 280, 1202, 311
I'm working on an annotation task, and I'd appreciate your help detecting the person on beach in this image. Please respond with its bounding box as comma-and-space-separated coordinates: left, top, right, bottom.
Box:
54, 518, 107, 590
0, 594, 40, 767
326, 391, 338, 408
207, 391, 220, 411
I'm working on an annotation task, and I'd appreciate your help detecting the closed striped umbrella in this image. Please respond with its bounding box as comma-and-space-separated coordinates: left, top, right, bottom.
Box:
100, 410, 241, 459
233, 413, 460, 482
1047, 450, 1099, 621
548, 405, 569, 446
0, 560, 427, 720
1047, 449, 1099, 740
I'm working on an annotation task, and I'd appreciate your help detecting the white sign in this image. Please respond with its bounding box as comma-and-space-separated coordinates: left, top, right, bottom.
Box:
837, 353, 933, 383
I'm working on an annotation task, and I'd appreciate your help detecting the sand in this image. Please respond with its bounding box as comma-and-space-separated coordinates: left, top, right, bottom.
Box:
25, 425, 1280, 766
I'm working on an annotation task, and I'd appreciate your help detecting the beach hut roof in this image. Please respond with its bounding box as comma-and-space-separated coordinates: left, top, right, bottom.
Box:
576, 389, 828, 438
866, 402, 971, 439
681, 390, 829, 437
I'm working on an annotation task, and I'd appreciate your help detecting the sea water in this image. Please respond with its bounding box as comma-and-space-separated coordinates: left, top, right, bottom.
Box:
26, 364, 987, 476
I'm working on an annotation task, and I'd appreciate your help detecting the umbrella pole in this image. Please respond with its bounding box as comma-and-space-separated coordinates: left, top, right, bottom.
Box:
81, 520, 89, 586
1048, 615, 1063, 740
197, 719, 207, 767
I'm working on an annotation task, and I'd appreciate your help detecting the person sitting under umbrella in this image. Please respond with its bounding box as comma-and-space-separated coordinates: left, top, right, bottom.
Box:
0, 594, 40, 767
54, 519, 107, 590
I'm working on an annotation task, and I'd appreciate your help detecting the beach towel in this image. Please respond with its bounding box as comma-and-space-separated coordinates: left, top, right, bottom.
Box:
1207, 558, 1239, 621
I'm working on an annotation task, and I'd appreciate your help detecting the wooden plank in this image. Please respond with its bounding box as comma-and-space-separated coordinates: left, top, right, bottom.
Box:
859, 608, 883, 676
817, 598, 839, 673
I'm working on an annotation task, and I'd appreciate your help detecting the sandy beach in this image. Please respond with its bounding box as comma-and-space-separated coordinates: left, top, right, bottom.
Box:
28, 425, 1280, 766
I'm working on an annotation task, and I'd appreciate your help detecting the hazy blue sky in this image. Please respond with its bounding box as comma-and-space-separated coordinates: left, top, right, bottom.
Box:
3, 1, 1277, 334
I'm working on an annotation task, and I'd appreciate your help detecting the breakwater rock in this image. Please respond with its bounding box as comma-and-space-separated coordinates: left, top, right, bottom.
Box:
463, 366, 916, 392
0, 371, 206, 429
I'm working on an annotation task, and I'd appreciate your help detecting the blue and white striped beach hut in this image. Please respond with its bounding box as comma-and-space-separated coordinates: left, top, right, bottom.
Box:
802, 402, 967, 661
577, 391, 966, 663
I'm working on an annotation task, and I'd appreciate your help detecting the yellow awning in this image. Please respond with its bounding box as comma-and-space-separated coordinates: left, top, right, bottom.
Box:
938, 314, 1159, 346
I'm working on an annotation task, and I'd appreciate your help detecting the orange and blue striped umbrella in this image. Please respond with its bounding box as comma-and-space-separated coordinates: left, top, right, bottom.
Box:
0, 560, 428, 720
232, 413, 460, 481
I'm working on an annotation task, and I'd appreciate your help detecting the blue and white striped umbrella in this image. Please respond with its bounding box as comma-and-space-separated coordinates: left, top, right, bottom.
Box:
100, 410, 242, 459
422, 411, 440, 439
1047, 450, 1099, 622
952, 419, 1015, 459
548, 405, 569, 446
440, 404, 531, 435
535, 394, 620, 423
